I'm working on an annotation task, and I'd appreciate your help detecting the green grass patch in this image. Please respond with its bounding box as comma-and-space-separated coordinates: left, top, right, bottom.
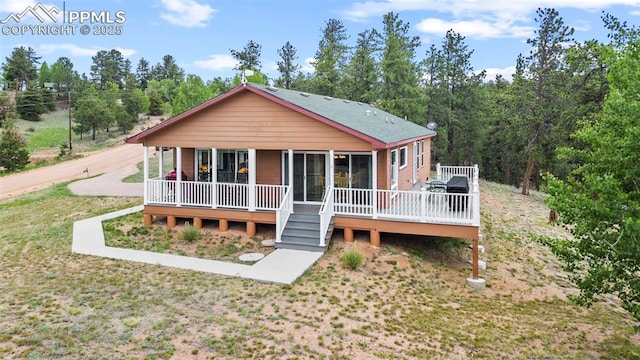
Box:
340, 250, 364, 270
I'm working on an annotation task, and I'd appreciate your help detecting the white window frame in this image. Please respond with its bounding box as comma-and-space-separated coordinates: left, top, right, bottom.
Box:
399, 146, 408, 169
390, 149, 398, 190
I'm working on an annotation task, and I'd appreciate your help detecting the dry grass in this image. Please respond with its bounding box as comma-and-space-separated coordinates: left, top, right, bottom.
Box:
0, 181, 639, 359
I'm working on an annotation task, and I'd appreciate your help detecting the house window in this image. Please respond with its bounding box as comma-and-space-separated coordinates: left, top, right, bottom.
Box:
333, 153, 372, 189
399, 146, 408, 169
390, 149, 398, 189
196, 149, 212, 181
217, 149, 249, 183
421, 140, 425, 167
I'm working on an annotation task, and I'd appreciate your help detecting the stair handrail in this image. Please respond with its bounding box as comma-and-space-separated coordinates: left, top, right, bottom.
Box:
276, 185, 293, 243
318, 185, 334, 247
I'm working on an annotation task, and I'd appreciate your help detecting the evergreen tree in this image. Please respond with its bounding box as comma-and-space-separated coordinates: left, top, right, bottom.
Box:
150, 55, 185, 84
0, 91, 14, 127
0, 119, 29, 172
38, 61, 52, 87
275, 41, 302, 89
73, 84, 114, 140
50, 57, 76, 92
377, 12, 423, 123
521, 8, 574, 195
422, 30, 485, 165
90, 49, 127, 89
16, 85, 46, 121
136, 57, 151, 90
2, 46, 40, 90
342, 30, 379, 103
230, 40, 263, 71
309, 19, 350, 97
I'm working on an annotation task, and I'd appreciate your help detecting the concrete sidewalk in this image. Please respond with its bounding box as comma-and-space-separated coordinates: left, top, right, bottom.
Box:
72, 206, 323, 284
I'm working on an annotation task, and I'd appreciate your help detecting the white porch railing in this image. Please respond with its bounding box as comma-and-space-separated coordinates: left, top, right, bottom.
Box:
146, 180, 286, 211
318, 185, 335, 247
145, 164, 480, 228
333, 188, 478, 226
436, 163, 478, 182
276, 186, 293, 243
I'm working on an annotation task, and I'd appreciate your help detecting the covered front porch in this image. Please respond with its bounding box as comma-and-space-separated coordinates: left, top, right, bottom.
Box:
140, 144, 480, 242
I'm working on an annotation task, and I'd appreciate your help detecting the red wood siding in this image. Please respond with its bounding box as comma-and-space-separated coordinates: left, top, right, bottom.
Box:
142, 92, 373, 151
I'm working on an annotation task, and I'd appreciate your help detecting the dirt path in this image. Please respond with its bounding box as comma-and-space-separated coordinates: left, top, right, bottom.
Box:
0, 143, 144, 200
0, 116, 162, 200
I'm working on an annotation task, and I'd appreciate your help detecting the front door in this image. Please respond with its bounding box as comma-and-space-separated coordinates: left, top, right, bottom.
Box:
292, 152, 326, 202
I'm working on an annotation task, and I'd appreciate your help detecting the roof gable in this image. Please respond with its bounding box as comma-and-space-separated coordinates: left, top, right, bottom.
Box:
127, 83, 435, 148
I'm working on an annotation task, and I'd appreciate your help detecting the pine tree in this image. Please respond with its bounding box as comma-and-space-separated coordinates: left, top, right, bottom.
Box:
0, 119, 29, 172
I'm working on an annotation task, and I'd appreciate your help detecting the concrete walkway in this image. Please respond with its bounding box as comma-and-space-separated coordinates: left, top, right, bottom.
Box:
72, 205, 323, 284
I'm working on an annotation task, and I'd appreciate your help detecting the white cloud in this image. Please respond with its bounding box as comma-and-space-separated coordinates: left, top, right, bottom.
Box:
481, 66, 517, 82
39, 43, 136, 57
193, 54, 237, 70
302, 57, 316, 73
341, 0, 640, 39
416, 18, 534, 39
159, 0, 217, 28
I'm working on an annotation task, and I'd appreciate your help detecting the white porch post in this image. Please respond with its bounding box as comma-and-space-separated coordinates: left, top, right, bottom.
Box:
248, 148, 256, 211
158, 147, 163, 179
328, 150, 334, 188
288, 149, 294, 191
211, 148, 217, 209
176, 147, 182, 206
436, 162, 442, 180
143, 146, 149, 205
372, 150, 378, 219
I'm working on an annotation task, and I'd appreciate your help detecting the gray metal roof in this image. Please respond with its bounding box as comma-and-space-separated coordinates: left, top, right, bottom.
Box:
250, 84, 435, 145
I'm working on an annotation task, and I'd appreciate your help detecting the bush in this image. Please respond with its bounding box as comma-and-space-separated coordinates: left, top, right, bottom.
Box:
0, 120, 29, 171
340, 250, 364, 270
180, 225, 201, 242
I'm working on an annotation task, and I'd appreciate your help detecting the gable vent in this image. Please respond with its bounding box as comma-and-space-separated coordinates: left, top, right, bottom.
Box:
300, 92, 310, 97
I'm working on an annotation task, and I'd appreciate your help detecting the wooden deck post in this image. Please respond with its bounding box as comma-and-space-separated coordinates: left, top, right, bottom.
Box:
194, 217, 202, 229
167, 215, 176, 228
219, 219, 229, 232
370, 229, 380, 247
143, 214, 152, 226
344, 228, 354, 243
246, 221, 256, 237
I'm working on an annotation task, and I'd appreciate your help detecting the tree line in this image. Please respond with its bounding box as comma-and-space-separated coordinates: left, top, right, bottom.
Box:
0, 8, 623, 190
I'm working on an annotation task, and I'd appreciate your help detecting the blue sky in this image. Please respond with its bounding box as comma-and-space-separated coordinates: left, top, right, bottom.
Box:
1, 0, 639, 83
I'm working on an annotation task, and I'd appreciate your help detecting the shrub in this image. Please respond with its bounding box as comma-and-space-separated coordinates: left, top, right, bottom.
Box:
180, 225, 201, 242
340, 250, 364, 270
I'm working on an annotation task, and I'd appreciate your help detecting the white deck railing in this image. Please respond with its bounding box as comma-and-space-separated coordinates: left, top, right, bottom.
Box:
275, 186, 293, 243
145, 163, 480, 227
332, 188, 479, 226
146, 180, 286, 211
436, 163, 478, 182
318, 185, 335, 247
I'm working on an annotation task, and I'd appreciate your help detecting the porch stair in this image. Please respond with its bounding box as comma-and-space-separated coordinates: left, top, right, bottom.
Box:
277, 213, 333, 252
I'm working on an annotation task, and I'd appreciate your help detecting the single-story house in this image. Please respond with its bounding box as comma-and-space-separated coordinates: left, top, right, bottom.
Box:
126, 82, 482, 279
